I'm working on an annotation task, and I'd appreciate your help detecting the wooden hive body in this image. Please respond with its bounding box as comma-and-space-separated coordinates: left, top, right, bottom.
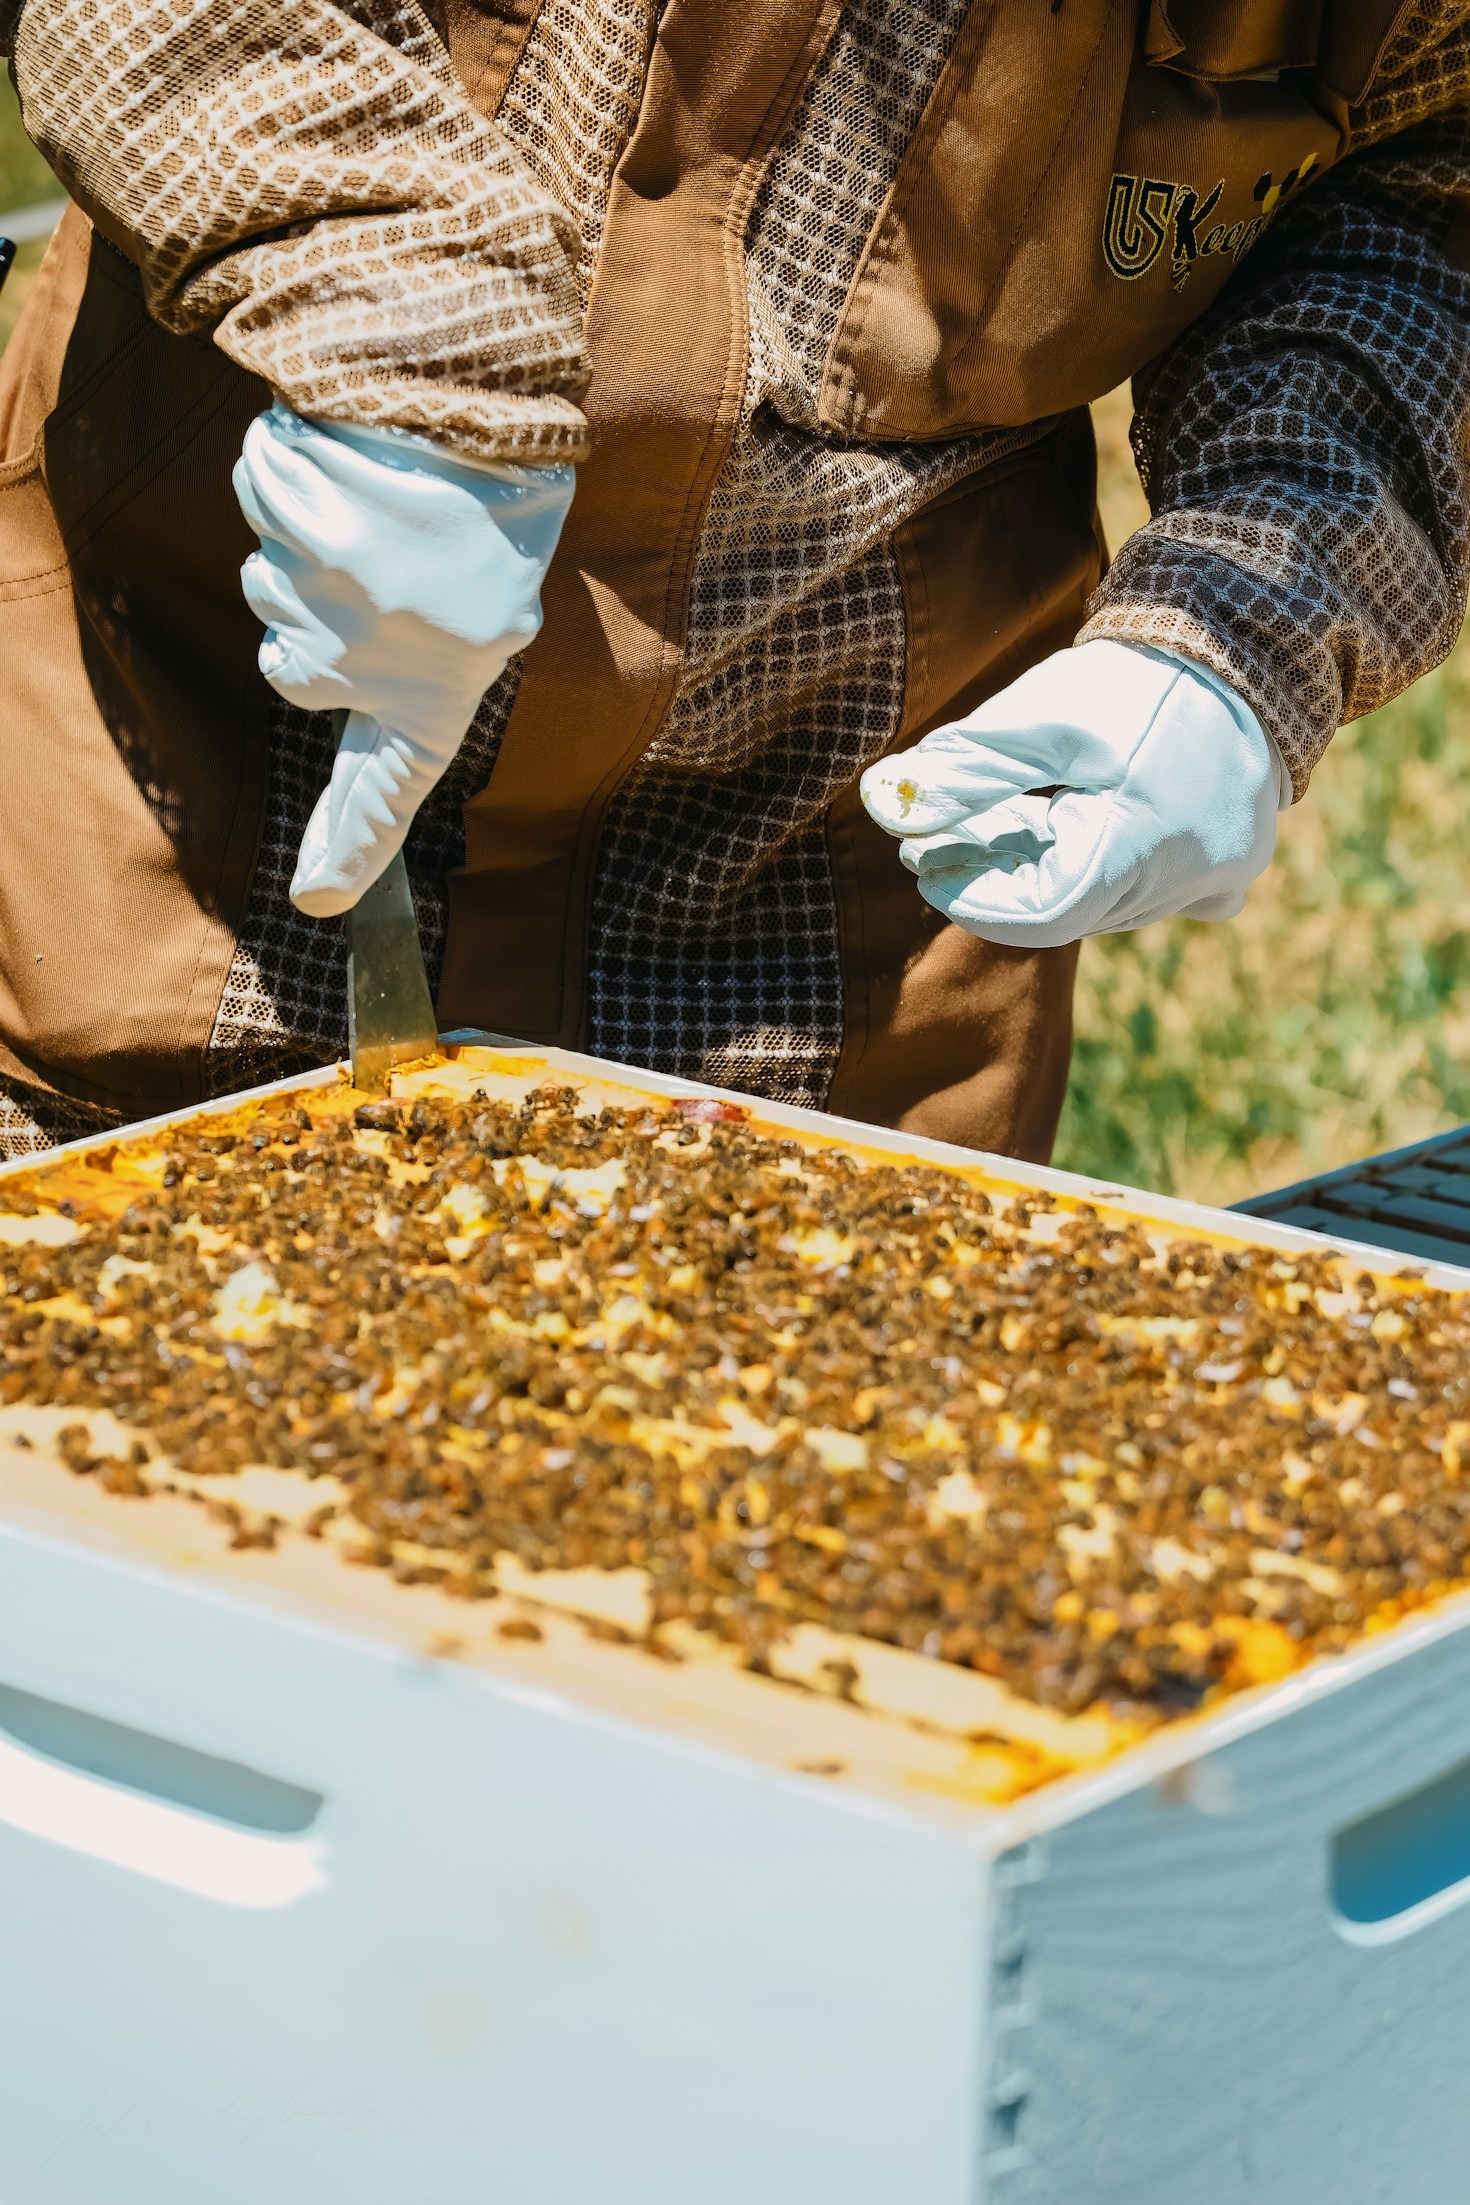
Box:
4, 1043, 1470, 2204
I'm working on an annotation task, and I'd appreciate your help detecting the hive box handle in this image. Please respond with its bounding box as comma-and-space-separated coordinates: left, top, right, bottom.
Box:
1331, 1753, 1470, 1944
0, 1679, 326, 1909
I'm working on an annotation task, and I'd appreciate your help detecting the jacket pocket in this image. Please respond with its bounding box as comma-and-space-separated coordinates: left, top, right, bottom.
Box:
1148, 0, 1415, 97
1145, 0, 1324, 81
0, 442, 68, 595
819, 0, 1124, 441
818, 0, 1343, 442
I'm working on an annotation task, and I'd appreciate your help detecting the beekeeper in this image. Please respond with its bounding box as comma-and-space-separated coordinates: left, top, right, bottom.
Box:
0, 1, 1464, 1163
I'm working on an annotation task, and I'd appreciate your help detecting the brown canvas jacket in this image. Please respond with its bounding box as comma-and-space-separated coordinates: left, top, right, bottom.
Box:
1, 0, 1468, 1161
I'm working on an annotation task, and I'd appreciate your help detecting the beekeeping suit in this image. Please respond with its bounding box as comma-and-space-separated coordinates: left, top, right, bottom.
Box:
0, 0, 1467, 1162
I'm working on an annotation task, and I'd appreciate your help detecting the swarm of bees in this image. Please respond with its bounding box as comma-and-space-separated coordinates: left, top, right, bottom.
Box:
3, 1067, 1468, 1730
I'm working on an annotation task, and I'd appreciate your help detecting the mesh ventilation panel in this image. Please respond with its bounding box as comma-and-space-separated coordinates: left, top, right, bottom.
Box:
497, 0, 661, 308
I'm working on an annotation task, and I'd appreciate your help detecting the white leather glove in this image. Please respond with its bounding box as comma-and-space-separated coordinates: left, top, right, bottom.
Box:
234, 402, 574, 918
859, 640, 1289, 948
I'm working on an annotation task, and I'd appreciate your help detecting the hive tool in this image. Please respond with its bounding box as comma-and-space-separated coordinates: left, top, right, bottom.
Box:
339, 723, 439, 1089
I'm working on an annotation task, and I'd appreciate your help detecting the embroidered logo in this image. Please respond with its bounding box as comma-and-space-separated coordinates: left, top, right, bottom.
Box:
1101, 172, 1178, 280
1103, 153, 1318, 290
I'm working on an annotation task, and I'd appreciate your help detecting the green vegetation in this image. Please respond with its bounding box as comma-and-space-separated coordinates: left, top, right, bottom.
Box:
0, 69, 53, 210
0, 87, 1461, 1209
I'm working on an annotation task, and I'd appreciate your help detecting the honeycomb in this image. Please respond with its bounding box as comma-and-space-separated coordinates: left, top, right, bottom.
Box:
3, 1049, 1468, 1791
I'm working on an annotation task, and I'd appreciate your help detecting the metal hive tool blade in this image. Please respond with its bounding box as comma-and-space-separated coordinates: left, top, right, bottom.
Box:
346, 849, 439, 1091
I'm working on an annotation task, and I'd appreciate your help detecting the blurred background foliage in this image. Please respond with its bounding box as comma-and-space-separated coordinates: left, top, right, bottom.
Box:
0, 73, 59, 348
0, 73, 1464, 1207
0, 70, 53, 209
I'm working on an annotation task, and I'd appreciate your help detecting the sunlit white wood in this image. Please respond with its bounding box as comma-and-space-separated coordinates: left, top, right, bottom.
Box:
5, 1036, 1470, 2202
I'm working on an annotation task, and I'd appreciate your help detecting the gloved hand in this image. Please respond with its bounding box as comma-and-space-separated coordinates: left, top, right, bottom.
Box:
234, 402, 574, 918
859, 640, 1289, 948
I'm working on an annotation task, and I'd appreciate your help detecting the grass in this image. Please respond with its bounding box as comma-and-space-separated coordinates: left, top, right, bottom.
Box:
0, 80, 1462, 1209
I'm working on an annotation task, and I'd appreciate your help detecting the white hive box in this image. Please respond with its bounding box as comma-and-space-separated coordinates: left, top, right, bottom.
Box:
4, 1044, 1470, 2205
